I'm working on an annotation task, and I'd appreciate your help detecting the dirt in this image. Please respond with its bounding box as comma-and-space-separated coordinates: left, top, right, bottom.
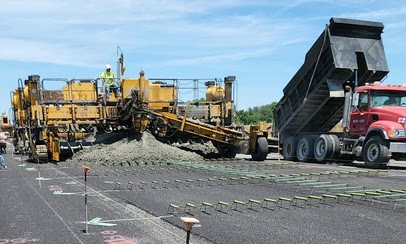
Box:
68, 131, 203, 166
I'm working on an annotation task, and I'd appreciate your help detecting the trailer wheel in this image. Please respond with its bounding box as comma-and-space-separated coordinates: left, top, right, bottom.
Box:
282, 136, 298, 161
296, 136, 316, 162
362, 136, 390, 168
314, 134, 332, 162
251, 137, 268, 161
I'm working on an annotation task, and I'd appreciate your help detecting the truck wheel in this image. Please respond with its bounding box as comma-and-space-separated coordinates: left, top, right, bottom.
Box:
251, 137, 268, 161
362, 136, 390, 168
314, 134, 333, 162
296, 136, 316, 162
328, 135, 341, 159
282, 136, 298, 161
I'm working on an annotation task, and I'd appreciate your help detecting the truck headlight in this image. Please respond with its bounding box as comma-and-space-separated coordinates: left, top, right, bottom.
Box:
398, 117, 406, 123
388, 129, 405, 137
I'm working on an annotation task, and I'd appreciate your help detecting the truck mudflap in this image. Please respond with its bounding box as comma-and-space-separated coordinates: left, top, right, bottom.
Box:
389, 142, 406, 153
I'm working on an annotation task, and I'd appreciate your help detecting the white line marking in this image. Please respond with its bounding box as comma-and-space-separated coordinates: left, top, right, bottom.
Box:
46, 166, 185, 240
19, 168, 85, 244
65, 181, 78, 185
94, 215, 175, 223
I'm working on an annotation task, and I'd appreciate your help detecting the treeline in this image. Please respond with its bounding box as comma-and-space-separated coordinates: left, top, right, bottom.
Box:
236, 102, 277, 125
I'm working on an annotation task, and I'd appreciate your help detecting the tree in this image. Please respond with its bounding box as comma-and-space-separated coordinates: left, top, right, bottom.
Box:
236, 102, 277, 125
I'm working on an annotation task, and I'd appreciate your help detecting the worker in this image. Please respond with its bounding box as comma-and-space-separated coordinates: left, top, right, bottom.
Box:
0, 152, 6, 169
100, 64, 119, 99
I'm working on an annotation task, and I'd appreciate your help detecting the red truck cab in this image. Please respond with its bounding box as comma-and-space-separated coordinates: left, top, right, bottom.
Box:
350, 83, 406, 164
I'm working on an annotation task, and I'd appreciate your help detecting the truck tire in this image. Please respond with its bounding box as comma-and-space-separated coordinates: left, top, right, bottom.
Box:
314, 134, 333, 162
328, 134, 341, 159
282, 136, 298, 161
362, 136, 390, 168
251, 137, 268, 161
296, 136, 316, 162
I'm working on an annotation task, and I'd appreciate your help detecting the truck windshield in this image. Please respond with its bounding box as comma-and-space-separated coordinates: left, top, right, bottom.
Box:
370, 91, 406, 107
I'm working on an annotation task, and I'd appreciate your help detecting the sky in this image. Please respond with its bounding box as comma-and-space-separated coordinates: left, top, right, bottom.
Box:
1, 0, 406, 116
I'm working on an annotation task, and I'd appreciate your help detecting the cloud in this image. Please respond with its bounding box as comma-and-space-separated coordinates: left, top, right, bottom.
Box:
0, 0, 404, 68
166, 48, 274, 66
0, 0, 316, 67
344, 6, 406, 20
0, 38, 103, 67
267, 0, 377, 9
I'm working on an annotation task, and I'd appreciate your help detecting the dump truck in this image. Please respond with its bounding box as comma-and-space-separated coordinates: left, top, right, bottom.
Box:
272, 18, 406, 168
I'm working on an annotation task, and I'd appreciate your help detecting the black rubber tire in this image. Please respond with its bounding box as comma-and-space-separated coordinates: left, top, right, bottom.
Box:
362, 135, 390, 168
314, 134, 333, 162
282, 136, 298, 161
328, 134, 341, 159
218, 147, 237, 159
296, 136, 316, 162
251, 137, 269, 161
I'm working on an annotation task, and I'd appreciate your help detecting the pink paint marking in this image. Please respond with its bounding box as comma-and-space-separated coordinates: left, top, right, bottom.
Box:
101, 230, 136, 244
48, 185, 62, 192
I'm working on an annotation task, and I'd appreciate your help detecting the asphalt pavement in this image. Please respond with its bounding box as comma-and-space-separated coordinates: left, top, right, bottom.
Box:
1, 144, 406, 244
0, 142, 211, 244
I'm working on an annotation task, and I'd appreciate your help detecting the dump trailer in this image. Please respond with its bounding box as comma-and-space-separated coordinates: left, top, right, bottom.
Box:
272, 18, 406, 167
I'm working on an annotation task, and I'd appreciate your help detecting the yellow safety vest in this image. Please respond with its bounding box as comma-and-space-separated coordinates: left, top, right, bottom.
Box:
100, 71, 115, 86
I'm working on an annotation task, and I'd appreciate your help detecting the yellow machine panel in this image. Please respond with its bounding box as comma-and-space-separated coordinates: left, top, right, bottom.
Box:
149, 84, 176, 112
149, 84, 176, 103
121, 75, 176, 112
63, 82, 97, 101
121, 78, 140, 98
75, 106, 101, 119
46, 107, 73, 120
12, 89, 27, 126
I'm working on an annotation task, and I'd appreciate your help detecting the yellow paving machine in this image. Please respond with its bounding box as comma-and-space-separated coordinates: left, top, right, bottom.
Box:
10, 51, 269, 162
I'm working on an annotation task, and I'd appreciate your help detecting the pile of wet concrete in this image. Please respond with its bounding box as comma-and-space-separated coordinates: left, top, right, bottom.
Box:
69, 131, 203, 166
172, 140, 219, 157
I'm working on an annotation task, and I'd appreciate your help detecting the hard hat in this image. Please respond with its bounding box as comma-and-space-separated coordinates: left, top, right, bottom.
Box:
105, 64, 111, 69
